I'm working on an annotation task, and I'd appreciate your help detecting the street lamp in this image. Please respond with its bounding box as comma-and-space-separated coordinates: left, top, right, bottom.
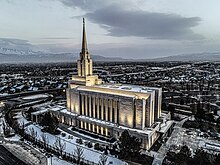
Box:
0, 102, 4, 107
46, 153, 52, 165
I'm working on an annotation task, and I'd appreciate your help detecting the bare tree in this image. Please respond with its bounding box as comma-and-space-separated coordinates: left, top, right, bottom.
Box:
41, 133, 49, 149
54, 137, 66, 157
18, 121, 25, 135
12, 120, 19, 130
2, 122, 10, 137
98, 152, 108, 165
74, 145, 84, 164
28, 127, 38, 142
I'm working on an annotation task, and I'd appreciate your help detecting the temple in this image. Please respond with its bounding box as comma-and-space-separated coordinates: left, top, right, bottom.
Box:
64, 18, 173, 150
32, 18, 173, 150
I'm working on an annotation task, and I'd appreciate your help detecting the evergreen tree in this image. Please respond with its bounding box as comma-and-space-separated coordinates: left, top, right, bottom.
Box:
214, 154, 220, 165
173, 145, 192, 165
168, 105, 175, 119
118, 130, 141, 160
190, 149, 212, 165
40, 112, 59, 134
26, 106, 35, 119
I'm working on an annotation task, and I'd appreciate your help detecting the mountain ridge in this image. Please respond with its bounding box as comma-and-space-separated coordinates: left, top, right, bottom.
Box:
0, 47, 126, 63
0, 47, 220, 63
148, 52, 220, 62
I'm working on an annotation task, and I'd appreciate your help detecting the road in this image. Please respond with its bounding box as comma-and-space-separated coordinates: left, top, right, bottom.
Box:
0, 145, 27, 165
0, 88, 64, 101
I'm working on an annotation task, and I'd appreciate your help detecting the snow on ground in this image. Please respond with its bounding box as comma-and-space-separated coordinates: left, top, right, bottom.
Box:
49, 156, 74, 165
14, 112, 30, 125
32, 102, 52, 109
0, 117, 4, 134
22, 94, 49, 100
4, 134, 21, 141
25, 124, 125, 164
11, 104, 126, 164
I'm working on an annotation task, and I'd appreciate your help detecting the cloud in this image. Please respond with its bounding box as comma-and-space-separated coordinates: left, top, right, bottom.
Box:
42, 37, 73, 40
58, 0, 110, 11
85, 5, 202, 40
0, 38, 33, 49
58, 0, 202, 40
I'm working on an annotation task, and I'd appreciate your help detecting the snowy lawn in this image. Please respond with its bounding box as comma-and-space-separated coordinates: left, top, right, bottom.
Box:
48, 156, 74, 165
14, 112, 30, 125
25, 124, 126, 164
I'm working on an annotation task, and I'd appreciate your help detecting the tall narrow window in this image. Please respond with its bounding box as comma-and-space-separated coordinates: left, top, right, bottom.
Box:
103, 99, 106, 121
117, 100, 120, 124
79, 94, 82, 115
95, 98, 97, 118
83, 95, 86, 116
112, 108, 115, 123
99, 98, 102, 120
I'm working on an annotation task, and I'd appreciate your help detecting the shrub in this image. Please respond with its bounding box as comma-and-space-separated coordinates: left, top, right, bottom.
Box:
94, 143, 100, 150
76, 138, 83, 144
87, 142, 93, 148
61, 132, 66, 137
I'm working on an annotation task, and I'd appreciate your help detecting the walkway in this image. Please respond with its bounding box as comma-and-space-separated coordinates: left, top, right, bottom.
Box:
152, 117, 189, 165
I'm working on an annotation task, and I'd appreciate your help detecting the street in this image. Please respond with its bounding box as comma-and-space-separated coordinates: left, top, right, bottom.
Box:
0, 145, 27, 165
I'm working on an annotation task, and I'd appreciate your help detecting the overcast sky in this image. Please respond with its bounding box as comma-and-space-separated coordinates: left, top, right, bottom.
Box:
0, 0, 220, 59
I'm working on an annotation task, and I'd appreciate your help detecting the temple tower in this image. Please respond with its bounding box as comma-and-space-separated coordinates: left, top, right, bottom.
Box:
77, 18, 93, 77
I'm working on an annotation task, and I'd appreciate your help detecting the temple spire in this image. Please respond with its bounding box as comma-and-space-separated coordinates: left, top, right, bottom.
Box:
81, 18, 88, 53
77, 18, 93, 77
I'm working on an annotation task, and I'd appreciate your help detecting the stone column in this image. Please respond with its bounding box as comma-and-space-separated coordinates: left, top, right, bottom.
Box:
105, 128, 108, 136
82, 94, 85, 115
142, 99, 146, 130
97, 125, 99, 134
110, 99, 113, 122
114, 99, 118, 124
92, 124, 95, 132
88, 123, 91, 131
105, 98, 108, 121
101, 127, 103, 135
99, 98, 103, 120
101, 97, 104, 120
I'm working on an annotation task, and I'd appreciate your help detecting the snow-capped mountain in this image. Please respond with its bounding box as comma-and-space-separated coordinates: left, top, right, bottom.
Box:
0, 47, 125, 63
0, 47, 43, 56
150, 52, 220, 62
1, 46, 219, 63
